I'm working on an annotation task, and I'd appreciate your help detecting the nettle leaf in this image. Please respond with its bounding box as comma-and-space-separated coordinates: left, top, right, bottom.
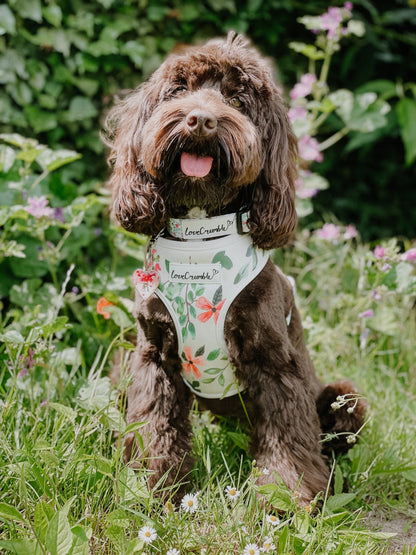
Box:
36, 148, 82, 172
396, 97, 416, 165
0, 5, 16, 35
65, 97, 98, 122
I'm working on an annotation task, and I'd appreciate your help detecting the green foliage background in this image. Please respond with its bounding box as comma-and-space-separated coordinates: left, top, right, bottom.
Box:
1, 0, 416, 240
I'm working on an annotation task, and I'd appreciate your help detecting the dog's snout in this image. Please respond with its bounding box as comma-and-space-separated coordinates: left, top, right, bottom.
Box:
186, 109, 217, 136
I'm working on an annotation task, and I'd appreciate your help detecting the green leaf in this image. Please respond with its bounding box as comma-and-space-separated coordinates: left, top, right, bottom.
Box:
45, 509, 73, 555
65, 96, 98, 122
212, 251, 233, 269
212, 286, 222, 306
42, 5, 63, 27
204, 367, 221, 375
289, 41, 325, 60
69, 526, 89, 555
234, 264, 249, 284
207, 349, 220, 361
334, 464, 343, 495
36, 148, 82, 172
15, 0, 42, 22
195, 345, 205, 357
396, 98, 416, 165
0, 539, 40, 554
0, 502, 26, 523
188, 322, 196, 339
34, 501, 54, 543
325, 492, 356, 512
0, 6, 16, 35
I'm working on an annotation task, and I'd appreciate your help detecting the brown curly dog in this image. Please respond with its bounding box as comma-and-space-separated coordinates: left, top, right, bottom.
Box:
104, 32, 365, 504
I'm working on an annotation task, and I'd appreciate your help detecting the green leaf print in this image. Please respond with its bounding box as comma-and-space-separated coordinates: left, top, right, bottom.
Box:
207, 349, 220, 361
212, 251, 233, 269
205, 367, 221, 375
188, 322, 196, 339
165, 259, 170, 272
212, 286, 223, 306
201, 378, 215, 384
218, 374, 225, 387
234, 263, 249, 284
182, 327, 188, 342
195, 346, 205, 357
246, 244, 258, 269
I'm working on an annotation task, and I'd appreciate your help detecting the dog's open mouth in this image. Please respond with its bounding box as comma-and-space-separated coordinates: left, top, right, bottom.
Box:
180, 152, 214, 178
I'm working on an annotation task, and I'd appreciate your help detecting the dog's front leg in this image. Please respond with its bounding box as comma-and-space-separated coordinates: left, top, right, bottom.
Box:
123, 302, 194, 498
226, 266, 331, 505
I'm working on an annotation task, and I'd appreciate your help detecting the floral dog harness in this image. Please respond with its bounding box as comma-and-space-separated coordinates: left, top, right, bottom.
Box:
135, 212, 270, 399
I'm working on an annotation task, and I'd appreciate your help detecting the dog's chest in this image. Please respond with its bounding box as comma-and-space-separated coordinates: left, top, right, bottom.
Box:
145, 233, 269, 398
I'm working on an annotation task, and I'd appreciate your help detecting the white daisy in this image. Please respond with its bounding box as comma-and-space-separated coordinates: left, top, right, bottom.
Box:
167, 549, 180, 555
138, 525, 157, 544
225, 485, 241, 502
261, 537, 276, 552
265, 514, 280, 526
180, 493, 199, 513
242, 543, 260, 555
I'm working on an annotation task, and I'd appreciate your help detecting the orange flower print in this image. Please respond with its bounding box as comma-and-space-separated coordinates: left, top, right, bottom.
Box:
182, 346, 205, 379
96, 296, 114, 320
196, 296, 226, 324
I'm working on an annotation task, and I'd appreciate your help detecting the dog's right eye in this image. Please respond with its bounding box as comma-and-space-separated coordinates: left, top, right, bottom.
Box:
229, 96, 243, 109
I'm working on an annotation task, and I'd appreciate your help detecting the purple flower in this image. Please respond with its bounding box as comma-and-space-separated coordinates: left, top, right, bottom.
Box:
25, 196, 54, 219
344, 2, 353, 12
94, 228, 102, 237
344, 225, 358, 239
298, 135, 323, 162
53, 207, 65, 223
360, 327, 370, 349
359, 309, 374, 318
402, 248, 416, 262
316, 223, 340, 241
382, 263, 392, 272
72, 286, 80, 294
374, 246, 385, 259
290, 74, 317, 99
372, 290, 381, 301
41, 399, 48, 407
17, 367, 29, 378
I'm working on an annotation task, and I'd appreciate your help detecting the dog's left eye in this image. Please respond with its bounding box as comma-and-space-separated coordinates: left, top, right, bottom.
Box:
229, 97, 243, 109
173, 86, 187, 95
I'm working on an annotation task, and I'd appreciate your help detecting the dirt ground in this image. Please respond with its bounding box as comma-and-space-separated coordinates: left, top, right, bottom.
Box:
365, 511, 416, 554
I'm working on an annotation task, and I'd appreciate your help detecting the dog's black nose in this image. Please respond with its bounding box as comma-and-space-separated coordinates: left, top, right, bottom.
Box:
186, 110, 217, 136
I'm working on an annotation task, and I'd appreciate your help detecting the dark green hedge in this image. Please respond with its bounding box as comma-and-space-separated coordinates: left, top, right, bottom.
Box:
1, 0, 415, 239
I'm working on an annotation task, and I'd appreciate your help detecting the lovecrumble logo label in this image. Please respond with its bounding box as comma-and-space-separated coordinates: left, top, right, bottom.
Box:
170, 263, 222, 284
183, 219, 235, 238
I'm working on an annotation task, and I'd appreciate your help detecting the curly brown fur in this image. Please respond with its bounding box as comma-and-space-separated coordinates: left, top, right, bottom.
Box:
105, 32, 365, 504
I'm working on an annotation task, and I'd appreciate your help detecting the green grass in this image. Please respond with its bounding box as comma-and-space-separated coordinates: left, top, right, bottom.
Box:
1, 229, 416, 554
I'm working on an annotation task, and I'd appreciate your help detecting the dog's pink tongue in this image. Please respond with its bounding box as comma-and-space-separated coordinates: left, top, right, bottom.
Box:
180, 152, 213, 177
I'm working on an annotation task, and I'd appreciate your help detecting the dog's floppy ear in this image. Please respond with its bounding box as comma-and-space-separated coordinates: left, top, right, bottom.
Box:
249, 85, 298, 250
104, 80, 167, 236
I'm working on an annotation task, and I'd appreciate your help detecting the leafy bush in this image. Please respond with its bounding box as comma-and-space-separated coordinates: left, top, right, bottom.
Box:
1, 1, 415, 237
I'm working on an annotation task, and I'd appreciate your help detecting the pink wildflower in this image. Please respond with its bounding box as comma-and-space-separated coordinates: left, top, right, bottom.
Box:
402, 248, 416, 262
344, 2, 353, 12
359, 309, 374, 318
288, 106, 308, 123
344, 225, 358, 239
373, 246, 385, 259
26, 196, 54, 218
290, 73, 317, 99
372, 290, 381, 301
320, 7, 343, 38
298, 135, 323, 162
316, 223, 340, 241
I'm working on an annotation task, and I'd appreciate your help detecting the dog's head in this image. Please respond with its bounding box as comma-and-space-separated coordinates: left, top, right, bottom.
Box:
105, 32, 298, 249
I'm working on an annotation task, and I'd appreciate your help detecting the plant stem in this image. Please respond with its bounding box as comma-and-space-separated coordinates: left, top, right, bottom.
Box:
319, 126, 350, 151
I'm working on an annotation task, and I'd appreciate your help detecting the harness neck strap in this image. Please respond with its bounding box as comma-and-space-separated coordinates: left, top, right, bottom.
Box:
167, 210, 250, 241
